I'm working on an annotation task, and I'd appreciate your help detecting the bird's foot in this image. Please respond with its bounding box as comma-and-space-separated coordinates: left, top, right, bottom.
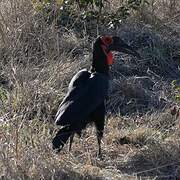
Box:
52, 144, 63, 154
97, 152, 104, 160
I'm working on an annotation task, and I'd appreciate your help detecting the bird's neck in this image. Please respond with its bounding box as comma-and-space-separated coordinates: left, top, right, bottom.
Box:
91, 55, 110, 75
91, 45, 111, 75
90, 65, 109, 76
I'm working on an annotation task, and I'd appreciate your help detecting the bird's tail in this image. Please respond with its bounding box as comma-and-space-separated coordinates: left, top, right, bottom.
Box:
52, 126, 72, 152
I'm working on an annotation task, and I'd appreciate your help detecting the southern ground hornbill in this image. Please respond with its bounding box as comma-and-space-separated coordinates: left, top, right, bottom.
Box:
52, 36, 140, 156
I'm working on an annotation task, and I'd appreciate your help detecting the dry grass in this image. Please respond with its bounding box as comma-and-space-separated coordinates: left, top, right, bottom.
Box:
1, 114, 180, 179
0, 0, 180, 179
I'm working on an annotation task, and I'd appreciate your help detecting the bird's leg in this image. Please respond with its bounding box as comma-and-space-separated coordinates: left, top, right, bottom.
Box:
90, 103, 105, 158
97, 130, 103, 158
69, 133, 74, 152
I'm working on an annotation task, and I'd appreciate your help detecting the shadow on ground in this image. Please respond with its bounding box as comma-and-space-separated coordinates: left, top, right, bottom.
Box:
117, 141, 180, 179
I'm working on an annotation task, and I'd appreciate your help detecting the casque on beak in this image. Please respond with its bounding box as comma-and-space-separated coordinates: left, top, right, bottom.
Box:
109, 36, 141, 58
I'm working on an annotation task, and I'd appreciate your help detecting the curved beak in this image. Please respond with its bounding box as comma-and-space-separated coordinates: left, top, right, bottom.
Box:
109, 36, 141, 58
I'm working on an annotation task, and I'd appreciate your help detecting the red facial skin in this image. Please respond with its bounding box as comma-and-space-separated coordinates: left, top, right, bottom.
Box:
101, 36, 113, 65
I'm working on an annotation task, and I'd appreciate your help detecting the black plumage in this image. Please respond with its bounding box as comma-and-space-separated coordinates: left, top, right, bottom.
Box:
52, 36, 140, 156
55, 69, 108, 127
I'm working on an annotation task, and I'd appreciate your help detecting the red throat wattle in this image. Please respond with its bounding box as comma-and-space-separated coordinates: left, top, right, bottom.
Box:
100, 36, 113, 65
107, 52, 113, 65
101, 45, 113, 65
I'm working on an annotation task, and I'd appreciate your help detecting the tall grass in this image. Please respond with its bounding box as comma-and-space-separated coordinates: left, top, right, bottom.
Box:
0, 0, 180, 179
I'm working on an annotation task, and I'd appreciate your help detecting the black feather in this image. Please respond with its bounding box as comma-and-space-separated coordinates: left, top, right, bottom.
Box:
55, 70, 109, 127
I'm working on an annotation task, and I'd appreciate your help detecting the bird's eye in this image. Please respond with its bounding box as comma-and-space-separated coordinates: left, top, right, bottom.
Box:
101, 36, 113, 46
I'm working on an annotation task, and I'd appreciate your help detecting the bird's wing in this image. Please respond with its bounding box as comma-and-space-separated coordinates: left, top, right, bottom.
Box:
68, 69, 90, 89
58, 69, 90, 107
55, 73, 109, 127
59, 69, 91, 106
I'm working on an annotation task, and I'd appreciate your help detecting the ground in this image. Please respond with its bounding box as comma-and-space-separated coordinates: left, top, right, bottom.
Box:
0, 0, 180, 179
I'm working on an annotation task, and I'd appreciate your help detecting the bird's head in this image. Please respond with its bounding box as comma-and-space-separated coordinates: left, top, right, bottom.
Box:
92, 36, 140, 74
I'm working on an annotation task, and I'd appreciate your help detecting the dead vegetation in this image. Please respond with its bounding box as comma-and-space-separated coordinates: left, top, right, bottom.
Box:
0, 0, 180, 179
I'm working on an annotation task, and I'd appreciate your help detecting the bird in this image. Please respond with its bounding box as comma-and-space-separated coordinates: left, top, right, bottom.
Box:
52, 36, 140, 157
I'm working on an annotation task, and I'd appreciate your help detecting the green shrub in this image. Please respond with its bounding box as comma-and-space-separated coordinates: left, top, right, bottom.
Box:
31, 0, 149, 29
171, 80, 180, 102
0, 86, 7, 103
